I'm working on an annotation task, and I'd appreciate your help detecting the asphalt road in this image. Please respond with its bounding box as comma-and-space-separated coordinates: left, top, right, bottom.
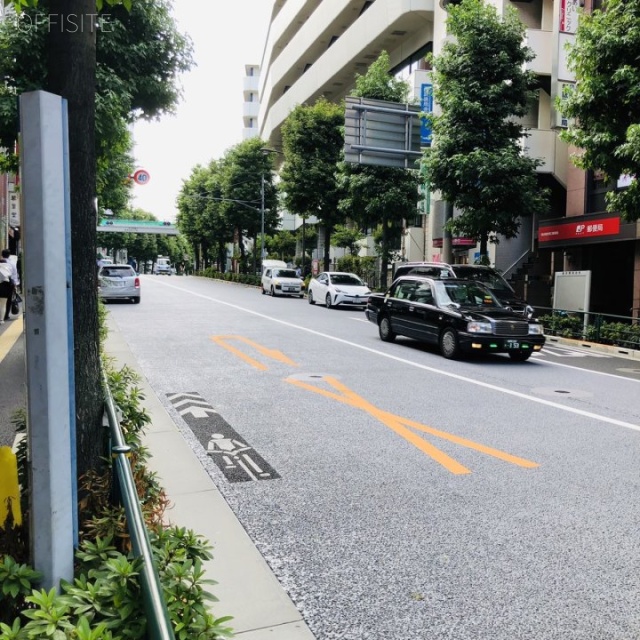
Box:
4, 275, 640, 639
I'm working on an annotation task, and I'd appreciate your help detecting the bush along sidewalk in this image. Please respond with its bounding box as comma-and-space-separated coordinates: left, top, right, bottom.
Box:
539, 312, 640, 350
0, 309, 234, 639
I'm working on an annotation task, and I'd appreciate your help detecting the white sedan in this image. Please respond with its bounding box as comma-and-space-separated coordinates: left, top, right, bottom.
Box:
307, 271, 371, 309
98, 264, 141, 304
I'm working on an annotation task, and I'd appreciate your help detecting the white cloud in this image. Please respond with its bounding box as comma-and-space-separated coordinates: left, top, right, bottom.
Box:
130, 1, 271, 221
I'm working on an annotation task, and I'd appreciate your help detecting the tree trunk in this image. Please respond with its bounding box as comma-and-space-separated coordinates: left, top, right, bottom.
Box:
323, 226, 331, 272
479, 232, 489, 264
47, 0, 104, 483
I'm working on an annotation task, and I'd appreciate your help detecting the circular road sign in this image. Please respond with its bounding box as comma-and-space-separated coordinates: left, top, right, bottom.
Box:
132, 169, 151, 185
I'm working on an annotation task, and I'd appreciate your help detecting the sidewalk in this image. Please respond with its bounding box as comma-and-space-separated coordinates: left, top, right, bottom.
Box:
104, 314, 317, 640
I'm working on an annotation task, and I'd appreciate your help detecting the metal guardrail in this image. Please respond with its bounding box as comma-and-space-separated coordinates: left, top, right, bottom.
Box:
534, 306, 640, 350
101, 368, 176, 640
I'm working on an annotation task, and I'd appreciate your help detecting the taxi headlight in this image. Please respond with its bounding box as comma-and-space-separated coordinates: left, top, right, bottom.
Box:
528, 323, 544, 335
467, 321, 492, 334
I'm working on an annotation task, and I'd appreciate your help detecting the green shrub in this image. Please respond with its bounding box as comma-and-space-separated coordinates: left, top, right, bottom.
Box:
1, 330, 234, 638
0, 531, 233, 639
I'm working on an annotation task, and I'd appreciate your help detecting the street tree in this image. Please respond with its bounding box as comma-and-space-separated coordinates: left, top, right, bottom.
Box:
331, 224, 365, 255
177, 161, 234, 271
267, 230, 297, 263
424, 0, 548, 259
220, 139, 279, 273
339, 51, 420, 287
559, 0, 640, 221
2, 0, 192, 480
279, 98, 345, 271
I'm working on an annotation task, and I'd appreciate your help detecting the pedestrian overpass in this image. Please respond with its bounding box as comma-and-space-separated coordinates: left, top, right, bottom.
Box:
97, 219, 179, 235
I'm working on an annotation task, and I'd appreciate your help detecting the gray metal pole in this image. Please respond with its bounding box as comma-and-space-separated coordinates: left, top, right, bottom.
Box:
20, 90, 76, 589
260, 173, 265, 269
442, 201, 453, 263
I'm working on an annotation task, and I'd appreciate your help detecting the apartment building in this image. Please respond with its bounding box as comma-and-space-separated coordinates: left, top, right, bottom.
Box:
259, 0, 640, 317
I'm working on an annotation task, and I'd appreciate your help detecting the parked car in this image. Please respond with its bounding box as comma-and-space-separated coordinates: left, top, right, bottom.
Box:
261, 267, 304, 297
98, 264, 141, 304
153, 257, 172, 275
308, 271, 372, 309
392, 262, 533, 317
366, 275, 544, 361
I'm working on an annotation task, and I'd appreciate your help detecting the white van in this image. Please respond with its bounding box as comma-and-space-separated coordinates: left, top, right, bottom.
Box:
261, 259, 287, 275
153, 257, 172, 275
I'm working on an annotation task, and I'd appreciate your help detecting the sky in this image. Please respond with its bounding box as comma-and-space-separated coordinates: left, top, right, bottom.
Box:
129, 1, 273, 222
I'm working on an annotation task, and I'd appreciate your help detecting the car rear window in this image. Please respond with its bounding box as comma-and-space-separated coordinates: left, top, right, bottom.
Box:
102, 266, 135, 277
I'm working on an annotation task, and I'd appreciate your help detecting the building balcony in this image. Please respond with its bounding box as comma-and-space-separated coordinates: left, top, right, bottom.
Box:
243, 75, 260, 92
243, 127, 260, 140
524, 28, 552, 76
243, 102, 260, 118
521, 128, 569, 186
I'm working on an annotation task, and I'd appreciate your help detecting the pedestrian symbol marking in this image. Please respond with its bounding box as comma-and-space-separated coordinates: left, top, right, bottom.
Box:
211, 335, 299, 370
167, 392, 279, 483
286, 376, 539, 475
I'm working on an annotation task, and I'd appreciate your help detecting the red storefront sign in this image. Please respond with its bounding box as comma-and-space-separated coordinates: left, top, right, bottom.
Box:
538, 216, 620, 244
432, 237, 476, 248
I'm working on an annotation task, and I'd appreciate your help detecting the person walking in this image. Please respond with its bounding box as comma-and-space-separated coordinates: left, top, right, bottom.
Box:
0, 250, 17, 323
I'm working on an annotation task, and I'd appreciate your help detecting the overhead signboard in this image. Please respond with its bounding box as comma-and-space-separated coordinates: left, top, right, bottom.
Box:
344, 96, 423, 169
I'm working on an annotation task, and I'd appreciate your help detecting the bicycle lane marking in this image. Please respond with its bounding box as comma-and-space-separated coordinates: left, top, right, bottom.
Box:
151, 280, 640, 434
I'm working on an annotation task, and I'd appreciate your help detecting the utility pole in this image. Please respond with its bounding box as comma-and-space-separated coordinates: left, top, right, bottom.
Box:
442, 201, 453, 263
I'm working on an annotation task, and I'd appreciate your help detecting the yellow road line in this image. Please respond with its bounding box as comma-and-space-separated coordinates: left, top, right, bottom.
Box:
211, 335, 299, 370
0, 316, 23, 363
287, 375, 538, 474
395, 415, 539, 468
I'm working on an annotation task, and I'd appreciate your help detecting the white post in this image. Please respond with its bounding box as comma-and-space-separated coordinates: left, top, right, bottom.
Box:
20, 90, 76, 588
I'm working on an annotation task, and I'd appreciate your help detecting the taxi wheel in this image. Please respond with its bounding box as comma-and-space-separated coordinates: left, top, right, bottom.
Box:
440, 328, 460, 359
379, 316, 396, 342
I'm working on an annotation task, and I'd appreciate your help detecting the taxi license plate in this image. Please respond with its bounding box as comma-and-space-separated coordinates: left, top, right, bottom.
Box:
505, 340, 520, 349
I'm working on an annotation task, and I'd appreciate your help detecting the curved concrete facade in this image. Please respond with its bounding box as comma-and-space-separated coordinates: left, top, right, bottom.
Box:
259, 0, 434, 148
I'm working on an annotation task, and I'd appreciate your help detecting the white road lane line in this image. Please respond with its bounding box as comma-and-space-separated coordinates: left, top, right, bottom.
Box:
150, 280, 640, 433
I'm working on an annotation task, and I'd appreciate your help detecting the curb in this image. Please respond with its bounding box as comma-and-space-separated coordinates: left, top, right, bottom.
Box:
546, 335, 640, 361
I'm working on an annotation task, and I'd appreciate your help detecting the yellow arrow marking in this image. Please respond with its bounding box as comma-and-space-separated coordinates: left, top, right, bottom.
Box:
287, 376, 538, 475
212, 335, 299, 371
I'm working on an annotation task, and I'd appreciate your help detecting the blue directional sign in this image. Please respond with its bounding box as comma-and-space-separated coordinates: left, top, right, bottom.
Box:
421, 83, 433, 147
